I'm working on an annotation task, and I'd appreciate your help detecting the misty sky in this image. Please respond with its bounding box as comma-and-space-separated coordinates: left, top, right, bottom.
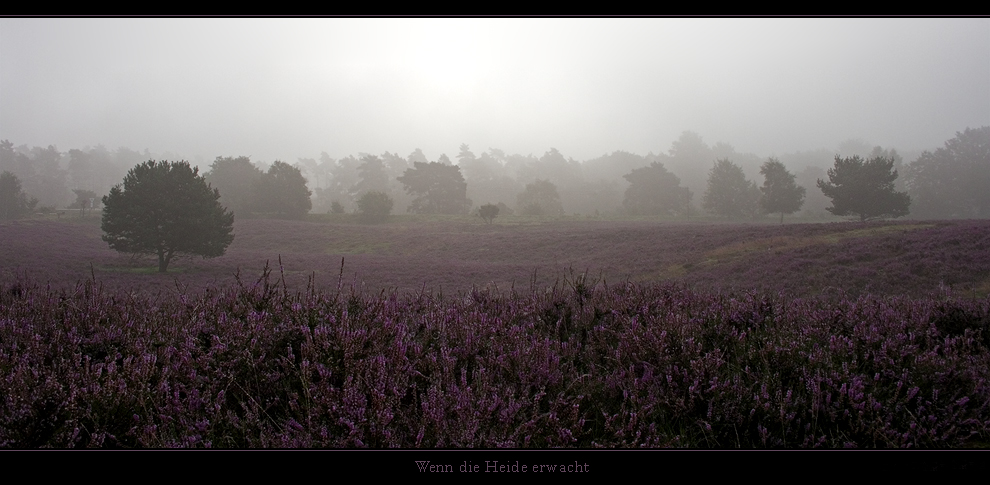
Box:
1, 18, 988, 168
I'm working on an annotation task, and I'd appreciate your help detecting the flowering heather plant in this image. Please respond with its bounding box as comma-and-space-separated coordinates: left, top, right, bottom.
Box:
2, 265, 988, 448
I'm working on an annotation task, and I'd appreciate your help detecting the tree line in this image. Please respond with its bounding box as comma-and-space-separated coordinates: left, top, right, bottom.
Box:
2, 127, 983, 273
87, 147, 918, 273
204, 156, 312, 219
269, 127, 989, 223
1, 126, 987, 225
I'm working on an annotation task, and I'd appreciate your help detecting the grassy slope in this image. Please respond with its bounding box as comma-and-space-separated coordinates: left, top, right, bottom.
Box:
2, 215, 989, 298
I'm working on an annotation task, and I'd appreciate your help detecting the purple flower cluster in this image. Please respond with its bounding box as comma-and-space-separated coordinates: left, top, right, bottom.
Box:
1, 267, 988, 448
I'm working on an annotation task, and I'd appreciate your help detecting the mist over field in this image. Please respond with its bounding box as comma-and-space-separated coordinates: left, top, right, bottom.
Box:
2, 18, 987, 167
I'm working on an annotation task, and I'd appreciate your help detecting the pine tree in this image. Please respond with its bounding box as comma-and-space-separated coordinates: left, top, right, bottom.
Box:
101, 161, 234, 272
817, 155, 910, 221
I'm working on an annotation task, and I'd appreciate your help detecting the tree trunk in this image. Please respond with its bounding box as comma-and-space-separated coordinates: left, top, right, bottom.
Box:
158, 249, 172, 273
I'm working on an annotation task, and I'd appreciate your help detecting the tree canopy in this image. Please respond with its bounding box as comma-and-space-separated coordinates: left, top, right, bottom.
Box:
101, 160, 234, 273
256, 161, 312, 218
660, 131, 716, 200
352, 155, 391, 198
478, 203, 499, 224
703, 159, 760, 218
905, 126, 989, 219
759, 158, 805, 224
356, 190, 393, 223
407, 148, 429, 165
71, 189, 99, 217
397, 161, 472, 214
817, 155, 910, 221
205, 156, 312, 218
517, 179, 564, 216
318, 155, 361, 211
0, 171, 38, 221
204, 156, 263, 217
622, 162, 692, 216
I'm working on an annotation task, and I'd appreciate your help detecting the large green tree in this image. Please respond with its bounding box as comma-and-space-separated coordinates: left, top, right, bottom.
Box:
759, 158, 805, 224
817, 155, 910, 221
622, 162, 692, 216
396, 161, 472, 214
102, 161, 234, 273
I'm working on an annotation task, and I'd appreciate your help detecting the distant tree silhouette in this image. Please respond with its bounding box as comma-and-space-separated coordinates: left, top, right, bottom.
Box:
71, 189, 98, 217
478, 203, 499, 224
205, 157, 312, 219
703, 159, 760, 218
352, 155, 390, 198
905, 126, 989, 219
256, 161, 312, 218
517, 179, 563, 216
205, 156, 263, 217
759, 158, 805, 224
407, 148, 429, 165
356, 190, 393, 223
0, 171, 37, 221
397, 161, 472, 214
622, 162, 692, 216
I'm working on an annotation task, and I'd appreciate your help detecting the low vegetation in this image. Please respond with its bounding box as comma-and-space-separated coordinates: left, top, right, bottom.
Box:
1, 266, 988, 448
2, 217, 990, 448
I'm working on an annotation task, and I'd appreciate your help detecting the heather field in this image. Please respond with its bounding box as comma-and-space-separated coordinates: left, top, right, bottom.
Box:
3, 216, 990, 298
2, 216, 990, 448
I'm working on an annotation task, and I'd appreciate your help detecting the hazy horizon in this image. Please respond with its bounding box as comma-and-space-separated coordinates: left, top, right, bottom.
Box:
2, 18, 988, 167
